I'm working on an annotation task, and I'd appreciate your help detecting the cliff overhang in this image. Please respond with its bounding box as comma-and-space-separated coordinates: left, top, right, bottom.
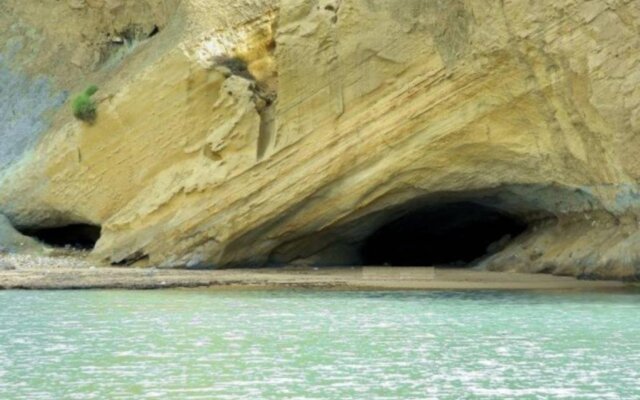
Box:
1, 0, 640, 280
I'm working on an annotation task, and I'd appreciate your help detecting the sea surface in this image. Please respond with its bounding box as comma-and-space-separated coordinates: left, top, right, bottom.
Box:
0, 290, 639, 399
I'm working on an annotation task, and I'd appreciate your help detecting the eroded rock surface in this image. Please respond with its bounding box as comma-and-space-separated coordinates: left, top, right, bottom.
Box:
1, 0, 640, 279
0, 214, 46, 255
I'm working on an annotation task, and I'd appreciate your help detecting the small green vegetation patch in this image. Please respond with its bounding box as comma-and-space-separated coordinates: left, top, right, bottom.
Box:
72, 85, 99, 123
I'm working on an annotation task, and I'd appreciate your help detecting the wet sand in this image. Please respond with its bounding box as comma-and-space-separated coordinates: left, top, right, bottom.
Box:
0, 254, 633, 291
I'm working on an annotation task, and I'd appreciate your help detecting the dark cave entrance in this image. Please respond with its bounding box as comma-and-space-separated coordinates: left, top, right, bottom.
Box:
360, 202, 527, 267
20, 224, 102, 250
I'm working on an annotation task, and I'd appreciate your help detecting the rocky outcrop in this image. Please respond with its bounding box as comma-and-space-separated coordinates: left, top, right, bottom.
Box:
0, 215, 45, 255
1, 0, 640, 279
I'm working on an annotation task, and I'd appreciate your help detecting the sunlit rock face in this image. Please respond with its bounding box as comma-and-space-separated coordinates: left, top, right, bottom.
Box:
1, 0, 640, 279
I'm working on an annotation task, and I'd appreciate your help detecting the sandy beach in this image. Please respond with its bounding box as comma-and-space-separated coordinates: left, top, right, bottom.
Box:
0, 253, 633, 291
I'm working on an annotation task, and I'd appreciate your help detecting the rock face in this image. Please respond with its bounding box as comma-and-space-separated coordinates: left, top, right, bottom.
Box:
0, 214, 46, 255
1, 0, 640, 279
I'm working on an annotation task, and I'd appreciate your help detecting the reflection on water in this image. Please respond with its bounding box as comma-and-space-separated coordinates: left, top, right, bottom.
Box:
0, 290, 639, 399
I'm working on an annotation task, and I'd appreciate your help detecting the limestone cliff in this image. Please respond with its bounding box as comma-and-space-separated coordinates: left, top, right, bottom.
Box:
1, 0, 640, 279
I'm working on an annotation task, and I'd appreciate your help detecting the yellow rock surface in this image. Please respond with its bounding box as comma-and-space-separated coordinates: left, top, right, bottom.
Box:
1, 0, 640, 278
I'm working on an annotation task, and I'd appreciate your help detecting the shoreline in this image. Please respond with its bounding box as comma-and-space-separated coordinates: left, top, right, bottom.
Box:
0, 254, 634, 291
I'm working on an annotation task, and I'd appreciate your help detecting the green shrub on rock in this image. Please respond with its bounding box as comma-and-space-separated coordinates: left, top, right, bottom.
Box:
72, 85, 99, 123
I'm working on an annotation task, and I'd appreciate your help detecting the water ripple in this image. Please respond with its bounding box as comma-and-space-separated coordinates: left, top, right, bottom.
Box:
0, 290, 639, 399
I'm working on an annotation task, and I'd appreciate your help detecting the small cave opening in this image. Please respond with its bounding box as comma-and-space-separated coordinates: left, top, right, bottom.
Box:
148, 25, 160, 38
360, 202, 527, 267
20, 224, 102, 251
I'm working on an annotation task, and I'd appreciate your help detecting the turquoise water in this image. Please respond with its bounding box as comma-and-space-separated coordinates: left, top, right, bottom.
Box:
1, 290, 639, 399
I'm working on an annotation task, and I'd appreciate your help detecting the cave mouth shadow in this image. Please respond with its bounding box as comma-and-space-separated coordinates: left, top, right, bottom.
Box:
359, 202, 527, 267
20, 224, 102, 251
